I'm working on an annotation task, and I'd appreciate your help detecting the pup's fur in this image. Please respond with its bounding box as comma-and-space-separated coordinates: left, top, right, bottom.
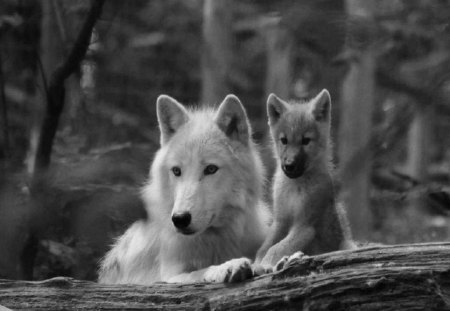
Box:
255, 90, 354, 268
99, 95, 268, 284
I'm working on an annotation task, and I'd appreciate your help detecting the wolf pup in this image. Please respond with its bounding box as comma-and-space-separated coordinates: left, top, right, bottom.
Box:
255, 89, 354, 270
99, 94, 268, 284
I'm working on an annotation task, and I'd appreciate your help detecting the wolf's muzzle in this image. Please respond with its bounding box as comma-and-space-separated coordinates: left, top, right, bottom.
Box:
282, 160, 306, 179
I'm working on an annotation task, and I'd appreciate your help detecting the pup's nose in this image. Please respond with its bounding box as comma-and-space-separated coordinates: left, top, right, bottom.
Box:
172, 212, 192, 229
283, 164, 296, 173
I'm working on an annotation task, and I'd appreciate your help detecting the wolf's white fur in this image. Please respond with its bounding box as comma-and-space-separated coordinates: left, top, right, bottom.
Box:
98, 95, 268, 284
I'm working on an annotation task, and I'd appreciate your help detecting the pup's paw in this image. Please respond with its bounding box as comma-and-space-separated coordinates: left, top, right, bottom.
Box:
275, 251, 305, 272
251, 263, 273, 276
204, 258, 253, 283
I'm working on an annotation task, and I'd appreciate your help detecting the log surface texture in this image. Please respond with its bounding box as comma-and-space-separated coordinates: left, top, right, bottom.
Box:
1, 242, 450, 310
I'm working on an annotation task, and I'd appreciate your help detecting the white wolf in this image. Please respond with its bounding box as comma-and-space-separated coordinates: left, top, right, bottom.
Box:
98, 94, 268, 284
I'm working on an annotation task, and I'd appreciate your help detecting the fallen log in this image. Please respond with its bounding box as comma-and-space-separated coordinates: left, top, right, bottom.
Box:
1, 242, 450, 310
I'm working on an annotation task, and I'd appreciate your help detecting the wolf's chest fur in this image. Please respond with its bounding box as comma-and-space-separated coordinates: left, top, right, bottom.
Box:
161, 225, 248, 271
273, 169, 325, 220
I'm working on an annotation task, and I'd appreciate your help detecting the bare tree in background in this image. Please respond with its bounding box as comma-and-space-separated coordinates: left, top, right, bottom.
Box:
32, 0, 104, 175
404, 102, 433, 228
20, 0, 105, 279
406, 109, 432, 182
0, 47, 8, 159
201, 0, 233, 106
338, 0, 376, 240
27, 0, 63, 175
263, 15, 293, 100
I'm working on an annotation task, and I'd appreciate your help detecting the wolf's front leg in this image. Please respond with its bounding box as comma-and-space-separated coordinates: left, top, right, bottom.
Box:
261, 226, 314, 267
166, 258, 253, 283
255, 220, 288, 263
203, 258, 253, 283
274, 251, 308, 271
166, 268, 209, 283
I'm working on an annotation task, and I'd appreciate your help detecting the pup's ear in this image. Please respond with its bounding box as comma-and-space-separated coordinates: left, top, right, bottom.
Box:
215, 94, 250, 145
156, 95, 189, 145
267, 93, 289, 126
311, 89, 331, 122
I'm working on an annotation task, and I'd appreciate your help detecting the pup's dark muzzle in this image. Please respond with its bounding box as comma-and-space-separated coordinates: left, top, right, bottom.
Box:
282, 148, 307, 179
282, 161, 305, 179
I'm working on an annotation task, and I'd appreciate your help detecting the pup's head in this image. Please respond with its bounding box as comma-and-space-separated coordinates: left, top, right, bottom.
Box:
151, 94, 258, 236
267, 89, 331, 179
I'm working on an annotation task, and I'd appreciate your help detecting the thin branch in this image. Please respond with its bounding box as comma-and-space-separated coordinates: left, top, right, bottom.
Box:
51, 0, 69, 47
376, 67, 450, 115
35, 52, 50, 102
50, 0, 105, 87
34, 0, 105, 171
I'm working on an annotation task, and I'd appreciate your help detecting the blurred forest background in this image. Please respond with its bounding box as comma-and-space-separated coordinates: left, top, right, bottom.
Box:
0, 0, 449, 281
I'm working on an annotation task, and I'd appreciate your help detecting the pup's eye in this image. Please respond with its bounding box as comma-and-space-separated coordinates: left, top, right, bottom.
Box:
204, 164, 218, 175
171, 166, 181, 177
280, 137, 288, 145
302, 137, 311, 145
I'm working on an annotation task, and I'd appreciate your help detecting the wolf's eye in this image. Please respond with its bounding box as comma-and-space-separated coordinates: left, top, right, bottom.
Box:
302, 137, 311, 145
280, 137, 288, 145
204, 164, 218, 175
171, 166, 182, 177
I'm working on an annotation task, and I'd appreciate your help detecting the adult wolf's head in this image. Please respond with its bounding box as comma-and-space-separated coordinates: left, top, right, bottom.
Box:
145, 94, 264, 236
267, 89, 332, 179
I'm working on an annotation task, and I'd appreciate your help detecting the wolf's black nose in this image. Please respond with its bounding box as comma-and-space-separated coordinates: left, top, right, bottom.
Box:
283, 164, 296, 173
172, 213, 191, 229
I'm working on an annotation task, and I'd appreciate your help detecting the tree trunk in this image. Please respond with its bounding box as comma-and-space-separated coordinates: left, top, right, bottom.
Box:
26, 0, 61, 174
20, 0, 106, 282
0, 50, 9, 159
406, 108, 432, 182
263, 16, 293, 100
1, 243, 450, 310
404, 106, 433, 232
201, 0, 233, 106
33, 0, 105, 174
338, 0, 376, 240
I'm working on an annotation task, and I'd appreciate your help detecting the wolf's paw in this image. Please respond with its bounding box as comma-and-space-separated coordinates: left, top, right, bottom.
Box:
251, 263, 273, 277
275, 251, 305, 272
204, 258, 253, 283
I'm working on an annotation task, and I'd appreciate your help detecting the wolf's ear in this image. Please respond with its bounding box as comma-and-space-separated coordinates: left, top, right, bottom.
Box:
215, 94, 250, 145
311, 89, 331, 122
156, 95, 189, 145
267, 93, 288, 126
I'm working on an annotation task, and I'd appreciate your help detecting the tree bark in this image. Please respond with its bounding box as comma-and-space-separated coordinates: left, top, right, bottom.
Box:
201, 0, 233, 106
338, 0, 376, 240
0, 50, 9, 159
1, 243, 450, 310
404, 106, 433, 233
263, 16, 293, 100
